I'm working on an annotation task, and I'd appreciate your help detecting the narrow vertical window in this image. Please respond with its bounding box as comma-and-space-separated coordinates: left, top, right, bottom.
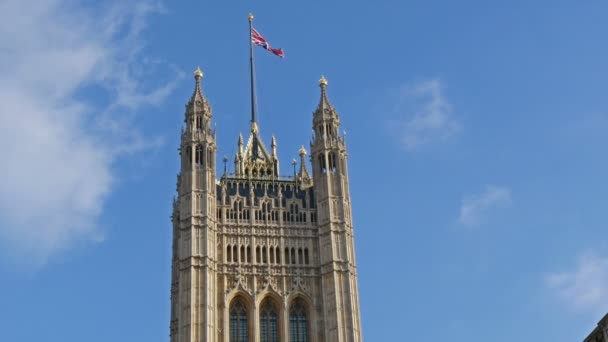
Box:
240, 245, 245, 263
285, 247, 290, 264
270, 247, 275, 264
318, 154, 326, 174
304, 248, 309, 265
298, 248, 303, 265
259, 300, 279, 342
289, 299, 308, 342
230, 298, 249, 342
227, 245, 231, 263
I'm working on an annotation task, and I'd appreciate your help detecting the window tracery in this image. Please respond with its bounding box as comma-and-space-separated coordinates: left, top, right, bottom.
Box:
289, 299, 308, 342
229, 298, 249, 342
259, 300, 279, 342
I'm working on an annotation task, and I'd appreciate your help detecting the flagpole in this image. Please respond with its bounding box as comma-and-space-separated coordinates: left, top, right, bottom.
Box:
248, 13, 257, 131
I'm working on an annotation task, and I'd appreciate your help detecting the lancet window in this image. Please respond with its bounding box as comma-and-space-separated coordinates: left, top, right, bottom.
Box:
259, 300, 279, 342
229, 298, 249, 342
318, 153, 326, 173
289, 299, 308, 342
195, 144, 203, 166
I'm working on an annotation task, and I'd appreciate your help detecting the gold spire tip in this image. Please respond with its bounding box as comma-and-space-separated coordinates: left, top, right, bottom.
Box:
194, 66, 203, 79
248, 13, 254, 21
319, 75, 328, 87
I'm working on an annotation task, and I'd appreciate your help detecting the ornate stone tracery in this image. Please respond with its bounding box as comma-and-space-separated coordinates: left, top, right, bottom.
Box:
170, 70, 361, 342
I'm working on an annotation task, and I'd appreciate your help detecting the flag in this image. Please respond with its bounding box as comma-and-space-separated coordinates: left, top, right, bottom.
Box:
251, 27, 285, 58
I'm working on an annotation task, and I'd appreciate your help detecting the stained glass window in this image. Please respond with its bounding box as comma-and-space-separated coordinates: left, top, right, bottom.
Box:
289, 299, 308, 342
260, 301, 279, 342
229, 298, 248, 342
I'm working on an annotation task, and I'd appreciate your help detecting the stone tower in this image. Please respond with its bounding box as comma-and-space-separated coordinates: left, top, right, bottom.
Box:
170, 68, 362, 342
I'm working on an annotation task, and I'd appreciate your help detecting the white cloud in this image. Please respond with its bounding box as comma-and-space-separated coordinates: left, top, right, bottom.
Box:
546, 252, 608, 315
390, 79, 460, 150
0, 0, 179, 267
459, 185, 512, 226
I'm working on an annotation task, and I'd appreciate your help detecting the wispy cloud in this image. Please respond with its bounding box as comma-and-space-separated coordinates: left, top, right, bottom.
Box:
390, 79, 460, 150
546, 251, 608, 316
0, 0, 180, 267
459, 185, 512, 226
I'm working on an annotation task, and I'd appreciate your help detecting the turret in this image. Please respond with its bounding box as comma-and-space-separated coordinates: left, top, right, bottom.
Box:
309, 75, 361, 342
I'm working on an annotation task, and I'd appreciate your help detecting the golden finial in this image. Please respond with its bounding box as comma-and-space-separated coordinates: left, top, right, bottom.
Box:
319, 75, 328, 87
248, 13, 254, 22
298, 145, 307, 156
194, 66, 203, 79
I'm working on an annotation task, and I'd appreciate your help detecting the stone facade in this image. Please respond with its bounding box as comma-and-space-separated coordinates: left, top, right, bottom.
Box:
170, 68, 362, 342
584, 313, 608, 342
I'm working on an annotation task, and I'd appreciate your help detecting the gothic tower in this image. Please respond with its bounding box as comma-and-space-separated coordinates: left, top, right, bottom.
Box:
170, 69, 362, 342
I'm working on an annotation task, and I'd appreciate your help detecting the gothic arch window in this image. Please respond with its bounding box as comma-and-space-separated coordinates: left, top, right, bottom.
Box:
298, 248, 303, 265
328, 152, 337, 173
291, 248, 296, 265
233, 245, 238, 263
289, 298, 308, 342
269, 247, 275, 264
240, 245, 245, 263
229, 298, 249, 342
195, 145, 203, 166
227, 245, 231, 263
256, 246, 261, 264
285, 247, 290, 264
318, 154, 326, 174
259, 299, 279, 342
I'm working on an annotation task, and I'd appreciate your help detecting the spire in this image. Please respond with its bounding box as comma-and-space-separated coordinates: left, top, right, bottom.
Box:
271, 135, 277, 157
315, 75, 337, 118
297, 145, 313, 189
238, 133, 244, 152
184, 66, 212, 134
189, 67, 205, 105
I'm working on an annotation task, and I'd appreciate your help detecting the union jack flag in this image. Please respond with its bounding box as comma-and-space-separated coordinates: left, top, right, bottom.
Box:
251, 27, 284, 58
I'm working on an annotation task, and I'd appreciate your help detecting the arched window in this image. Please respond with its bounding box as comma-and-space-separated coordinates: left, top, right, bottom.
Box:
318, 154, 326, 173
195, 145, 203, 166
259, 300, 279, 342
289, 299, 308, 342
285, 247, 290, 264
230, 298, 249, 342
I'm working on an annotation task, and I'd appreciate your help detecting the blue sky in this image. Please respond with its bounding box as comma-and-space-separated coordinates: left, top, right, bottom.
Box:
0, 0, 607, 341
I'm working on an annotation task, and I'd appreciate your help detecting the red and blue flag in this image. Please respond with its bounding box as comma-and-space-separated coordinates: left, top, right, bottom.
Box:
251, 27, 284, 58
